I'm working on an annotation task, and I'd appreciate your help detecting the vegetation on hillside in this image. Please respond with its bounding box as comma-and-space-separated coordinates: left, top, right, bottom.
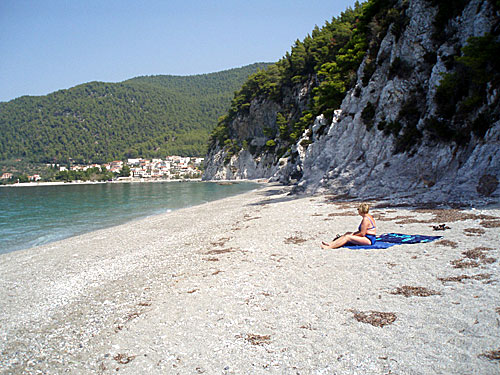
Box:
428, 33, 500, 144
210, 0, 407, 156
0, 63, 270, 164
211, 0, 499, 162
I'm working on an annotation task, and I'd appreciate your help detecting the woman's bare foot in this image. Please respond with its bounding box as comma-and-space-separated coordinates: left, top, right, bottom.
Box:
320, 243, 330, 249
322, 241, 329, 246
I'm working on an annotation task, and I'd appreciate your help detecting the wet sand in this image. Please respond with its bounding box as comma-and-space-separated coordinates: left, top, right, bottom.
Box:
1, 183, 499, 374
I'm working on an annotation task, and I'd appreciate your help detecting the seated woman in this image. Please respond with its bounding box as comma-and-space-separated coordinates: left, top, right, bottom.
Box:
321, 203, 376, 249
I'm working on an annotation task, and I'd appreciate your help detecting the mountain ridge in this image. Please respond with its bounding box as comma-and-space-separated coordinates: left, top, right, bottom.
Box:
0, 63, 271, 163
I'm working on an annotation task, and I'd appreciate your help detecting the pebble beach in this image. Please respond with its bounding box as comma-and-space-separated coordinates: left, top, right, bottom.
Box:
1, 183, 499, 374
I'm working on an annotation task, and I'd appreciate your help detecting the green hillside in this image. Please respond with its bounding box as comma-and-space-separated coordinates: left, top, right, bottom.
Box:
0, 63, 270, 163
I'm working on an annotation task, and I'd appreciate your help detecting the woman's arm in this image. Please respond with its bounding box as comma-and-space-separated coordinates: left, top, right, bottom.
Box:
356, 217, 369, 236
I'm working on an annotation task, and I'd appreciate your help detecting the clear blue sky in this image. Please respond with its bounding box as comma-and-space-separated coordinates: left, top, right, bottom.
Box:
0, 0, 358, 102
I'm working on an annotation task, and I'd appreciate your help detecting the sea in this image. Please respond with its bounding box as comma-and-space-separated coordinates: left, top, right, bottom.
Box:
0, 181, 259, 255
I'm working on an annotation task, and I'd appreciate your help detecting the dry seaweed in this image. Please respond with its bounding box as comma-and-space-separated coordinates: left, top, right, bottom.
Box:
328, 211, 357, 217
415, 209, 497, 223
463, 248, 487, 259
115, 310, 143, 332
284, 236, 307, 244
463, 228, 485, 236
299, 323, 314, 330
451, 259, 480, 269
324, 195, 357, 205
245, 334, 271, 345
482, 257, 497, 264
436, 240, 458, 248
373, 208, 498, 225
210, 237, 231, 247
113, 353, 136, 364
438, 274, 491, 283
391, 286, 441, 297
480, 220, 500, 228
206, 248, 235, 255
352, 310, 397, 327
479, 348, 500, 361
451, 247, 496, 268
377, 215, 415, 222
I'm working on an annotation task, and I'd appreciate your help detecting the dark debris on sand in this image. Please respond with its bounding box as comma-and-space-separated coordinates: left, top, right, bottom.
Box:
243, 334, 271, 346
113, 353, 136, 364
479, 348, 500, 361
436, 240, 458, 248
438, 274, 491, 283
351, 310, 397, 327
390, 286, 441, 297
451, 247, 497, 269
284, 236, 307, 244
463, 228, 486, 236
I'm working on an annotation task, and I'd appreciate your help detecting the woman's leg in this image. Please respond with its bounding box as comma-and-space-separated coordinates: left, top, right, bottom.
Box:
321, 234, 371, 249
345, 235, 371, 246
321, 235, 349, 249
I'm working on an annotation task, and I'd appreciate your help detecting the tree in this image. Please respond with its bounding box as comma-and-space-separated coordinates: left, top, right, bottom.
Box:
119, 165, 131, 177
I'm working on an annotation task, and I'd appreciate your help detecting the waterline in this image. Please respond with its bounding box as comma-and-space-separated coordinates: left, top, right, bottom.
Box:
0, 181, 259, 255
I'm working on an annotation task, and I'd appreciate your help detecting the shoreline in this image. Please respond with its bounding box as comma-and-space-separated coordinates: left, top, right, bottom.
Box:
0, 178, 203, 188
1, 184, 499, 374
0, 180, 265, 256
0, 177, 269, 188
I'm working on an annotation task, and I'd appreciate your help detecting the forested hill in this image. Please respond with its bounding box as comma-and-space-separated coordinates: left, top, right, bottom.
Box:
0, 63, 270, 163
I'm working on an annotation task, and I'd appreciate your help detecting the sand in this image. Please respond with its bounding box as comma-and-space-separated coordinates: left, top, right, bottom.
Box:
0, 183, 499, 374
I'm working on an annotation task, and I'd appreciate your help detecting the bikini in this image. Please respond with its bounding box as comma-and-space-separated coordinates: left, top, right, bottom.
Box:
358, 216, 377, 245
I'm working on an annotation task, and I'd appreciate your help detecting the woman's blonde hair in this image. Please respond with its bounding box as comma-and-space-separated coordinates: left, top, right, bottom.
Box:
358, 203, 370, 214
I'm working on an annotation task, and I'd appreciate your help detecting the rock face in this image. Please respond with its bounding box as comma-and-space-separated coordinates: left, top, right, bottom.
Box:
204, 0, 500, 204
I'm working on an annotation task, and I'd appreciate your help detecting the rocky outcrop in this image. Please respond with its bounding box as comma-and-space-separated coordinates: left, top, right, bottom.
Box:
204, 0, 500, 204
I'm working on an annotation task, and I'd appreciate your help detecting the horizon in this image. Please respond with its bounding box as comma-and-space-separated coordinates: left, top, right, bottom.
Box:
0, 0, 358, 102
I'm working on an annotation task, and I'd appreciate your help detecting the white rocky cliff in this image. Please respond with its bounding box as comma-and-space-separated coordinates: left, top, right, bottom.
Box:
204, 0, 500, 204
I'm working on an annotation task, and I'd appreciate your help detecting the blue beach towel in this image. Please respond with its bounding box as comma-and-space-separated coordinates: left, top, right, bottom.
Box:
344, 233, 442, 250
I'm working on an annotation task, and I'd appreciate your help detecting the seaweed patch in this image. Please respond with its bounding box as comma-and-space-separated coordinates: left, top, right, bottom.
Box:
284, 236, 307, 244
210, 237, 231, 247
479, 348, 500, 361
328, 211, 357, 217
113, 353, 136, 364
438, 274, 491, 283
480, 220, 500, 228
390, 286, 441, 297
244, 334, 271, 345
451, 247, 496, 268
351, 310, 397, 327
463, 228, 485, 236
451, 259, 480, 269
206, 248, 235, 255
436, 240, 458, 248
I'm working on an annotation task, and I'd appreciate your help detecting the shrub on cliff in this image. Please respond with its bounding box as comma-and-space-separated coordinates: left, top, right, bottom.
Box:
433, 33, 500, 142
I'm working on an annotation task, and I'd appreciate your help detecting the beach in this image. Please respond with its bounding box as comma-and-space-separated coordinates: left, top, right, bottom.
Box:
0, 183, 499, 374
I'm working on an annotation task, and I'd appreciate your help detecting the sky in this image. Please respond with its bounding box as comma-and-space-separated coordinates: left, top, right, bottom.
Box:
0, 0, 358, 102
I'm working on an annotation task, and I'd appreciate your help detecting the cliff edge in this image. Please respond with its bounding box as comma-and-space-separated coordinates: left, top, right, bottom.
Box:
204, 0, 500, 205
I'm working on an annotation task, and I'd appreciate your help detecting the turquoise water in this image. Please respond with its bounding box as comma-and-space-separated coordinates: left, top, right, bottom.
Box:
0, 181, 259, 255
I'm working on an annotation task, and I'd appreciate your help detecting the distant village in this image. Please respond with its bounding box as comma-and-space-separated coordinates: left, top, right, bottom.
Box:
1, 156, 205, 183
